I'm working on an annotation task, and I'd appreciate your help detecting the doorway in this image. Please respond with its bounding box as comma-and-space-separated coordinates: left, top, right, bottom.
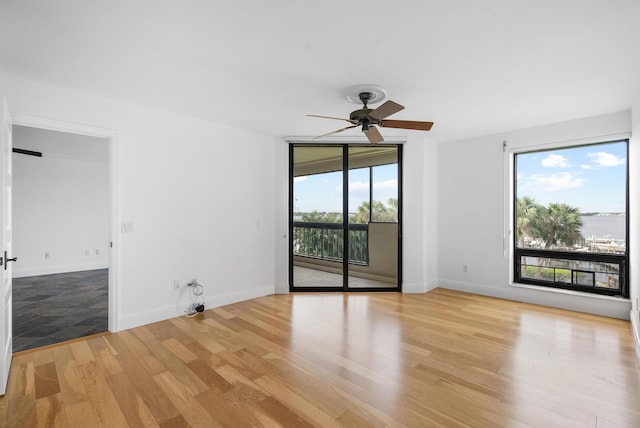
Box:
290, 144, 402, 291
12, 125, 111, 352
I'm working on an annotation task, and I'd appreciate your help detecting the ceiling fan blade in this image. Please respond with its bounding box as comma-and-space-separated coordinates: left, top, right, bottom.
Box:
368, 100, 404, 120
313, 124, 358, 139
307, 114, 356, 123
380, 119, 434, 131
363, 126, 384, 144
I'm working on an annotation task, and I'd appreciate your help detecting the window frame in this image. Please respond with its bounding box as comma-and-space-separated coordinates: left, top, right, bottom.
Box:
511, 138, 629, 298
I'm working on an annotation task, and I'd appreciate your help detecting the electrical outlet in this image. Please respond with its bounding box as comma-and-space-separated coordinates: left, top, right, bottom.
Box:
85, 249, 91, 256
121, 222, 135, 233
44, 251, 51, 259
95, 249, 100, 255
173, 280, 180, 289
462, 264, 468, 272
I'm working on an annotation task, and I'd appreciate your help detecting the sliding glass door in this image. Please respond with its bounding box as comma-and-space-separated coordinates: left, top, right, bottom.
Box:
290, 144, 401, 291
291, 145, 344, 289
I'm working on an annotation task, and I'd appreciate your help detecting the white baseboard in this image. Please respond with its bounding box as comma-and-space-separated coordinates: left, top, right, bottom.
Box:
118, 285, 275, 331
274, 283, 289, 294
631, 311, 640, 363
402, 282, 425, 293
402, 279, 438, 294
13, 262, 108, 278
438, 279, 631, 320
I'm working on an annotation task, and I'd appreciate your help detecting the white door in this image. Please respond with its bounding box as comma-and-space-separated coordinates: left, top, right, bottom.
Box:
0, 98, 14, 396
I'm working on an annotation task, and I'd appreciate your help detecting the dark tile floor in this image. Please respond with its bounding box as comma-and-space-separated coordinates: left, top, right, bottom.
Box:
12, 269, 108, 352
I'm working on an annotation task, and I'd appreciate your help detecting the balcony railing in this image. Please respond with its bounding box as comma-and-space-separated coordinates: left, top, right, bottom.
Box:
515, 248, 627, 297
293, 221, 368, 265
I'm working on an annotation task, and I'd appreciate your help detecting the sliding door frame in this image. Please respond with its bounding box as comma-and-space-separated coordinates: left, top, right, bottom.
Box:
289, 143, 403, 292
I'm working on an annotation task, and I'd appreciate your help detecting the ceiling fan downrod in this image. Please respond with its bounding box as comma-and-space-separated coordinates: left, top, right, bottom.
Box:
358, 91, 373, 109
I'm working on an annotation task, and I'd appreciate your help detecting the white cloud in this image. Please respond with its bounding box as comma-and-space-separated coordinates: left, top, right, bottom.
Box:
587, 152, 626, 167
373, 179, 398, 190
348, 181, 369, 192
581, 164, 592, 170
340, 179, 398, 193
541, 154, 570, 168
527, 172, 584, 192
294, 176, 307, 182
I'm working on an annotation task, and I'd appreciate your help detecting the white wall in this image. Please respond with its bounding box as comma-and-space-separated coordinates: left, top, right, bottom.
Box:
422, 138, 439, 292
401, 136, 429, 293
274, 139, 289, 294
13, 148, 109, 277
630, 86, 640, 355
437, 110, 633, 319
1, 73, 277, 331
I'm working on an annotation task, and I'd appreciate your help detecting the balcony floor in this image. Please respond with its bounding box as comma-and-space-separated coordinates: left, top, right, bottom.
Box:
293, 266, 396, 289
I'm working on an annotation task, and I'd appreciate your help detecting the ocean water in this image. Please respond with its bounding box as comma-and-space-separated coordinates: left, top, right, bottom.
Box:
579, 215, 626, 241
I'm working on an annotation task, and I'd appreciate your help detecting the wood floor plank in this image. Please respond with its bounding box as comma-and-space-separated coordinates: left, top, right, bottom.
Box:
76, 361, 130, 427
51, 346, 88, 406
153, 370, 220, 428
33, 362, 60, 400
117, 330, 167, 376
255, 375, 339, 427
5, 394, 37, 428
131, 326, 209, 396
105, 333, 181, 424
162, 338, 198, 364
186, 359, 232, 393
6, 355, 35, 398
36, 392, 67, 427
69, 341, 95, 367
86, 336, 123, 378
194, 388, 253, 427
105, 372, 159, 428
3, 288, 639, 427
63, 400, 99, 428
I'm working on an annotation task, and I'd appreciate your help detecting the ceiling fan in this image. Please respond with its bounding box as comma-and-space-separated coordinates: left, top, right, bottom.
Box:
308, 89, 433, 144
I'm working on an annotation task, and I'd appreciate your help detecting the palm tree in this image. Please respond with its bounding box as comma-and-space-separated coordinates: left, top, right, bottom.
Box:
352, 201, 370, 224
530, 203, 583, 249
516, 197, 540, 247
351, 198, 399, 223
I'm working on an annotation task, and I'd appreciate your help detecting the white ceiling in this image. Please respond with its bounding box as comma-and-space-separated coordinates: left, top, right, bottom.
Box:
1, 1, 639, 144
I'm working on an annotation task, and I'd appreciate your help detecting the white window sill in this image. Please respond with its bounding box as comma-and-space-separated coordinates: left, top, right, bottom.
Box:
509, 281, 630, 303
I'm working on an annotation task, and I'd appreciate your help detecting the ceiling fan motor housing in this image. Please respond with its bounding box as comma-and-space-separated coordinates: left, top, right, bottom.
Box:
350, 108, 374, 123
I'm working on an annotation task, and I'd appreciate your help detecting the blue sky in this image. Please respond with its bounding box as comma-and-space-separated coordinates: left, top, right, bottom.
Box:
294, 164, 398, 213
516, 140, 627, 213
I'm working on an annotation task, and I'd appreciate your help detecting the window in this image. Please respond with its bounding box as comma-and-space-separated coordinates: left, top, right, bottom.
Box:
348, 164, 399, 224
514, 140, 628, 297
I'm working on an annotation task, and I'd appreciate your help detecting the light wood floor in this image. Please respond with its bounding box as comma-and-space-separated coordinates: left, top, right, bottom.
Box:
1, 288, 639, 427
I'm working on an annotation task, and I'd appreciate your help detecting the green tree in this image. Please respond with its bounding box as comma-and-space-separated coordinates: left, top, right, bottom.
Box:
301, 210, 342, 223
351, 201, 371, 224
377, 198, 398, 222
530, 202, 583, 249
350, 198, 398, 224
516, 196, 541, 247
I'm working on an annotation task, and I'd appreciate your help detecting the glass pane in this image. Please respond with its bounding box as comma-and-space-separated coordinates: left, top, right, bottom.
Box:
519, 255, 621, 291
372, 163, 398, 223
347, 146, 398, 289
515, 141, 627, 254
292, 146, 343, 288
